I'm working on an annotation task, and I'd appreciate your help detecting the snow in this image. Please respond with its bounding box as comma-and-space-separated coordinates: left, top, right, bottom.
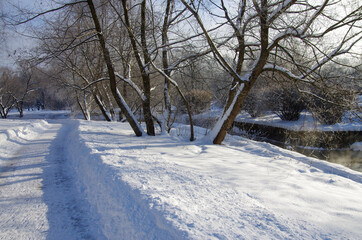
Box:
351, 142, 362, 151
189, 102, 361, 133
0, 118, 100, 239
267, 0, 294, 23
7, 110, 71, 120
1, 111, 362, 239
235, 111, 362, 132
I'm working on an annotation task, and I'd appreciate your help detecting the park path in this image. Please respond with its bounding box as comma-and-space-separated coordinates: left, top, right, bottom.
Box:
0, 120, 93, 240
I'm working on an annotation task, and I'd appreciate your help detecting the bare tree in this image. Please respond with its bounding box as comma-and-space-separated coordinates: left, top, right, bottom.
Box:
107, 0, 156, 135
181, 0, 362, 144
149, 0, 196, 140
0, 68, 15, 118
13, 65, 37, 118
8, 0, 144, 134
109, 0, 197, 139
86, 0, 144, 135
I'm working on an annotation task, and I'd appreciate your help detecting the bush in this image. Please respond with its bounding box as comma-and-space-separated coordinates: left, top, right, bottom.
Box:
273, 89, 305, 121
307, 88, 353, 125
184, 89, 212, 114
243, 91, 272, 118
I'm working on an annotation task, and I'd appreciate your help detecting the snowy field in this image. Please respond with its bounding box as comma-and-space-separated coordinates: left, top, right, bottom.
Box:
1, 111, 362, 239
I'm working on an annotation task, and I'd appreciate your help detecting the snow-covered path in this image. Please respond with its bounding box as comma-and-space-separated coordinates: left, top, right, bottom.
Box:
0, 120, 97, 239
1, 113, 362, 240
42, 121, 99, 239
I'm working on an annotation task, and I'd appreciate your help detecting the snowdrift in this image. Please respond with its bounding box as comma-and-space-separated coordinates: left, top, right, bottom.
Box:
64, 120, 362, 239
0, 120, 50, 159
351, 142, 362, 151
65, 121, 187, 239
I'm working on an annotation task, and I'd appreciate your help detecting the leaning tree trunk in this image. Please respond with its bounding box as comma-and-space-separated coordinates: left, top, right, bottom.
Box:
93, 92, 111, 121
76, 93, 88, 120
87, 0, 143, 136
212, 0, 270, 144
212, 82, 252, 144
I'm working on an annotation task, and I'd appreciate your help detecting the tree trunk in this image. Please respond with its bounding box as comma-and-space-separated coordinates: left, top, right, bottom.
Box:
17, 101, 24, 118
0, 104, 6, 119
76, 93, 88, 120
87, 0, 143, 136
162, 0, 172, 132
93, 92, 111, 121
212, 82, 251, 144
83, 92, 91, 120
140, 0, 155, 135
121, 0, 155, 136
212, 0, 270, 144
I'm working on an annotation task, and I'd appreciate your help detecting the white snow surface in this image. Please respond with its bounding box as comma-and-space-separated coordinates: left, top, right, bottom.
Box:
351, 142, 362, 151
1, 111, 362, 239
235, 111, 361, 132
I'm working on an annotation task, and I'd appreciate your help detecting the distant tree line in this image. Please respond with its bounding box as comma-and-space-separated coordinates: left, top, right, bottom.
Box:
0, 64, 68, 118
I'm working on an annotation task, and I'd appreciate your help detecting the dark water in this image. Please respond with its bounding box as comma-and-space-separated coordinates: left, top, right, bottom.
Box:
235, 130, 362, 173
293, 147, 362, 173
191, 120, 362, 173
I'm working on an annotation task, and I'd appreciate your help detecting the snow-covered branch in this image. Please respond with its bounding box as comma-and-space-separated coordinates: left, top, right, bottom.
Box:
114, 72, 146, 102
80, 78, 109, 90
262, 64, 312, 83
267, 0, 297, 24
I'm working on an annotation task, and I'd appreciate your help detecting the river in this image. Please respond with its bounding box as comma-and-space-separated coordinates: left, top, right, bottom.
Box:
294, 147, 362, 173
238, 133, 362, 173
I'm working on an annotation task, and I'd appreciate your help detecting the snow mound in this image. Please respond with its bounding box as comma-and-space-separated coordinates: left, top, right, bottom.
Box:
351, 142, 362, 151
11, 120, 50, 140
0, 120, 50, 159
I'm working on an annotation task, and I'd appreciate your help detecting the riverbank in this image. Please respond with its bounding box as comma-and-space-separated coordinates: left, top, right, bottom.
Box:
231, 112, 361, 172
233, 121, 361, 149
183, 109, 361, 172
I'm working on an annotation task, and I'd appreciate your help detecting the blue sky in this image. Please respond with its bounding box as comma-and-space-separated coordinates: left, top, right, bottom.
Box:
0, 0, 55, 68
